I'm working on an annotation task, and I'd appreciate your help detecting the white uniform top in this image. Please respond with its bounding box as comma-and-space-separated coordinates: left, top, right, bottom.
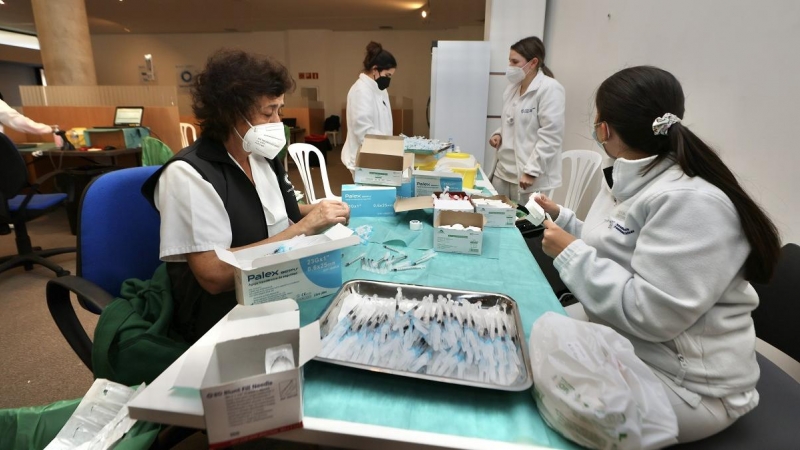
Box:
154, 154, 290, 262
341, 73, 393, 171
554, 155, 759, 416
493, 69, 565, 193
0, 99, 52, 135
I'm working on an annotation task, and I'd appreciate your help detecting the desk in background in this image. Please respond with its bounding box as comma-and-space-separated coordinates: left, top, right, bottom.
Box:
289, 126, 306, 144
128, 212, 576, 450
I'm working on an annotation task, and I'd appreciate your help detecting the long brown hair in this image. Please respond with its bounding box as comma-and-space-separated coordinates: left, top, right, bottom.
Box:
596, 66, 780, 283
511, 36, 553, 78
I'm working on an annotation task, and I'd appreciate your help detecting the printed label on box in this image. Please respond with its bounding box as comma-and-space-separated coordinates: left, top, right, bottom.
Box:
238, 250, 342, 305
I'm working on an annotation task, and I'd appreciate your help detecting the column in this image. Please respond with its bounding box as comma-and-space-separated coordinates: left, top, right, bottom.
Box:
31, 0, 97, 85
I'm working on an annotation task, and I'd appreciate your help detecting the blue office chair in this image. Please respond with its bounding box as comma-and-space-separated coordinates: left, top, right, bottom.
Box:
46, 166, 162, 370
0, 132, 75, 277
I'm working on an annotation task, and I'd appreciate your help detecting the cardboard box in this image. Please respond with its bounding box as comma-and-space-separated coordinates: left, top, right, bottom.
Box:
84, 127, 150, 149
413, 169, 463, 197
341, 184, 397, 217
187, 300, 321, 449
354, 135, 414, 186
215, 224, 359, 305
434, 210, 485, 255
397, 170, 415, 198
393, 191, 474, 223
473, 195, 517, 227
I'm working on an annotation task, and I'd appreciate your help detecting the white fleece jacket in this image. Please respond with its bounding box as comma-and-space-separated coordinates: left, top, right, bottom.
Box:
553, 155, 759, 415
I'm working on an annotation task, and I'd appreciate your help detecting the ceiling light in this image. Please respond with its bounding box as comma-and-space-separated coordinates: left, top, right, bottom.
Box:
421, 10, 427, 18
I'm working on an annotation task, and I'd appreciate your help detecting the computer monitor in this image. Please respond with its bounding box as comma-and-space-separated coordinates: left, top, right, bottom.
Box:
114, 107, 144, 127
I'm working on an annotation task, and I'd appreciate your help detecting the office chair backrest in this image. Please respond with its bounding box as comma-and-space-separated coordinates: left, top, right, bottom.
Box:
0, 132, 28, 201
77, 166, 162, 298
751, 243, 800, 362
560, 150, 603, 212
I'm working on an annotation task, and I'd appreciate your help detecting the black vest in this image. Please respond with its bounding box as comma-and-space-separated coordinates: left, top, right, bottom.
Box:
142, 137, 302, 342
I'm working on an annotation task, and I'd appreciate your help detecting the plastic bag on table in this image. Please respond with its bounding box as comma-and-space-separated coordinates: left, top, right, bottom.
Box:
529, 312, 678, 450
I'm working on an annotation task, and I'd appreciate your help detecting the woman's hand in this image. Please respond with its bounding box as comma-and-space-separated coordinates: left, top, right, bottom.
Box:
541, 219, 577, 258
519, 173, 536, 190
534, 193, 560, 221
489, 134, 502, 149
299, 200, 350, 235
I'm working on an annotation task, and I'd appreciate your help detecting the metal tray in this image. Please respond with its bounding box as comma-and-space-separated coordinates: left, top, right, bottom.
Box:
316, 279, 533, 391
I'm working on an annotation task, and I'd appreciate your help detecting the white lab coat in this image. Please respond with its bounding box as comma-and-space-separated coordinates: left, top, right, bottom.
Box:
492, 70, 565, 193
341, 73, 393, 171
0, 99, 52, 135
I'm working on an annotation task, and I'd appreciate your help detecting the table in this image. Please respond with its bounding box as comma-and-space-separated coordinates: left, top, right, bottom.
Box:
128, 206, 577, 449
289, 127, 306, 144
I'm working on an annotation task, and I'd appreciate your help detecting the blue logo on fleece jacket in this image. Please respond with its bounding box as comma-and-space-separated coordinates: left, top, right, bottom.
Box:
614, 223, 635, 235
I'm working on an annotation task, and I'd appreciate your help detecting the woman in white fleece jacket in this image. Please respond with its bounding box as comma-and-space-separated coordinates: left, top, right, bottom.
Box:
536, 66, 781, 443
488, 36, 564, 204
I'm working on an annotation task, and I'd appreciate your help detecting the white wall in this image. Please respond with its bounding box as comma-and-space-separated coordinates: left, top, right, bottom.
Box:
544, 0, 800, 244
90, 27, 484, 134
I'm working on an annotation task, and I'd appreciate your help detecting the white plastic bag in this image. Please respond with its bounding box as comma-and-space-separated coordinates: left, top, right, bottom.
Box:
529, 312, 678, 450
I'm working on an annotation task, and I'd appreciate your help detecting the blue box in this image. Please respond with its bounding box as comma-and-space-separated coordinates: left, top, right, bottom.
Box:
342, 184, 397, 217
413, 170, 463, 197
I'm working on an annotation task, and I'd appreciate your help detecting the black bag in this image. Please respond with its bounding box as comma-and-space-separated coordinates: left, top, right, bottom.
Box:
323, 115, 341, 132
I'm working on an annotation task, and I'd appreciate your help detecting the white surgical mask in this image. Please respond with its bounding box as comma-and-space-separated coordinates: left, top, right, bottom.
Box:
235, 118, 285, 160
505, 59, 532, 84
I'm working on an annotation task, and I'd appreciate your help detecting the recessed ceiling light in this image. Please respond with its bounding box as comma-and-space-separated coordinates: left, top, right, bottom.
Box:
421, 10, 427, 18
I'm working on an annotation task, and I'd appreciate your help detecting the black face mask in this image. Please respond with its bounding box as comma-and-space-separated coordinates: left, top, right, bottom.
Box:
375, 75, 391, 91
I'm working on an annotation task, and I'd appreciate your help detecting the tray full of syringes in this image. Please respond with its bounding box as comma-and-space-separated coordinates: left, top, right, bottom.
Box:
316, 280, 533, 391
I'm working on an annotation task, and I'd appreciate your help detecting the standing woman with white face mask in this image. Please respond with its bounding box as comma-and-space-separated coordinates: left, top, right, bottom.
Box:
142, 49, 350, 343
341, 41, 397, 174
489, 36, 565, 205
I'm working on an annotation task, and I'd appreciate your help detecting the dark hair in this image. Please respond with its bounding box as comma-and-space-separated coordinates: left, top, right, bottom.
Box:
511, 36, 553, 78
362, 41, 397, 72
596, 66, 780, 283
192, 49, 295, 143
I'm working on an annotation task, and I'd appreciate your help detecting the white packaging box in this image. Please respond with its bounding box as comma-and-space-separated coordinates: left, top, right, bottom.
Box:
354, 135, 414, 186
413, 169, 463, 197
473, 195, 517, 227
433, 210, 485, 255
174, 300, 321, 449
215, 224, 359, 306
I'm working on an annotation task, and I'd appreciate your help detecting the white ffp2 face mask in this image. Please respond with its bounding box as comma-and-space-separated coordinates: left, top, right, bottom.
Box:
237, 119, 286, 160
505, 59, 532, 85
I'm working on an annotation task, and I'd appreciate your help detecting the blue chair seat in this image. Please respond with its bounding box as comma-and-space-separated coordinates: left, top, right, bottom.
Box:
8, 193, 68, 211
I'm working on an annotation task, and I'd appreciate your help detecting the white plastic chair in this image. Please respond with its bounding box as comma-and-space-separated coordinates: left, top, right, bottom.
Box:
179, 123, 197, 148
287, 143, 340, 204
560, 150, 603, 212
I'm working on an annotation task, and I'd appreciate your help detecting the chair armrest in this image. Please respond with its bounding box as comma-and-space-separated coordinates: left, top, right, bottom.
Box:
46, 275, 115, 371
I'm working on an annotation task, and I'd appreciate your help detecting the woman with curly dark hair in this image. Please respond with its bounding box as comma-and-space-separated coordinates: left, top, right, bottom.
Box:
143, 49, 350, 342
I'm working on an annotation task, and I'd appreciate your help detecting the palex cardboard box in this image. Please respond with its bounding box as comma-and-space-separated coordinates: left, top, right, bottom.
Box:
341, 184, 397, 217
175, 300, 321, 449
472, 195, 517, 227
413, 169, 464, 197
433, 210, 485, 256
354, 135, 414, 186
215, 224, 359, 306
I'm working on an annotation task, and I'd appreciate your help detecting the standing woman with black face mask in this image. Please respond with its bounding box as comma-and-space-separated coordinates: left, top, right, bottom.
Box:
341, 41, 397, 174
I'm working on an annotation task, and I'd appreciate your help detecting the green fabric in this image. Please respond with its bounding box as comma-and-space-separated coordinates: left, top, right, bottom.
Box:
296, 216, 580, 449
93, 263, 190, 386
0, 399, 80, 450
0, 397, 161, 450
141, 136, 173, 166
